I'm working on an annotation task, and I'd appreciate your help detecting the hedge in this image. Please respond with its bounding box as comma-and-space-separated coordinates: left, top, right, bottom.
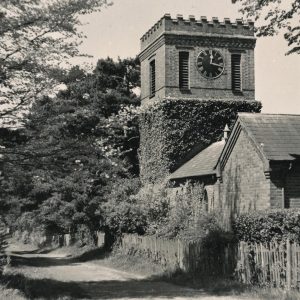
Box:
233, 210, 300, 243
139, 98, 262, 183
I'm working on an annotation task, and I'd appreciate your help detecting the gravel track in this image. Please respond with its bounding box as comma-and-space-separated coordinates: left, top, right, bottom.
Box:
5, 242, 253, 300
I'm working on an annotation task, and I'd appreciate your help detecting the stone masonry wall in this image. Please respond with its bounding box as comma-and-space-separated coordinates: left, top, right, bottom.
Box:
140, 14, 255, 51
139, 14, 256, 103
140, 42, 255, 103
140, 44, 166, 102
221, 130, 270, 218
164, 44, 255, 101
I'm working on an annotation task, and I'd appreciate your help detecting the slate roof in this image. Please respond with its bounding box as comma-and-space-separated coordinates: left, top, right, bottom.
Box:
239, 113, 300, 161
169, 113, 300, 181
169, 140, 225, 180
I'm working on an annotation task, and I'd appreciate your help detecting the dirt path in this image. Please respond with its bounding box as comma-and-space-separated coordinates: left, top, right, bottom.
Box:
4, 243, 252, 300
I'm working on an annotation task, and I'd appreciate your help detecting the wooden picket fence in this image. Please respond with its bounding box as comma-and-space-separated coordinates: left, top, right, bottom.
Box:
122, 235, 300, 288
121, 234, 186, 270
121, 234, 236, 275
237, 240, 300, 289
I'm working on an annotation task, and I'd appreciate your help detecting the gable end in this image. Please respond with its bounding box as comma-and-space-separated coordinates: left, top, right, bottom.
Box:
218, 118, 270, 177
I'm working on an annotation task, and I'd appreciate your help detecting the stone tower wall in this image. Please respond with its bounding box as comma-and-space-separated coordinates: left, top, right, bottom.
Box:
139, 14, 256, 104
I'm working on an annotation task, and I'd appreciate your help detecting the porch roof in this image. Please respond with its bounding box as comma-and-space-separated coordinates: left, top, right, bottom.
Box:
169, 140, 225, 180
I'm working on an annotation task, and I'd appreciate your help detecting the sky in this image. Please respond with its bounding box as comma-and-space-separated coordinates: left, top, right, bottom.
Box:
77, 0, 300, 114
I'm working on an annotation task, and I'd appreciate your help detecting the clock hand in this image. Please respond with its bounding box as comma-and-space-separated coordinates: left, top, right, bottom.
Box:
210, 62, 223, 67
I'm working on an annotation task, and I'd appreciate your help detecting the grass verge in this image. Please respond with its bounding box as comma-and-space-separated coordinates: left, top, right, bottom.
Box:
99, 247, 167, 277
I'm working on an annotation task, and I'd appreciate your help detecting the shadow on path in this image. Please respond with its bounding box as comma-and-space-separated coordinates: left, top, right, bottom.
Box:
9, 247, 60, 255
9, 246, 108, 268
1, 273, 207, 299
1, 273, 87, 299
4, 245, 248, 299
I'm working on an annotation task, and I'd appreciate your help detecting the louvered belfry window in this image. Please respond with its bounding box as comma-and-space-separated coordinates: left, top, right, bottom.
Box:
179, 52, 189, 90
231, 54, 242, 91
149, 60, 156, 97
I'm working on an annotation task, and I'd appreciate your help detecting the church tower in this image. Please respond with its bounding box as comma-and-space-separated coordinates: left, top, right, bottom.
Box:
139, 14, 256, 104
138, 14, 261, 183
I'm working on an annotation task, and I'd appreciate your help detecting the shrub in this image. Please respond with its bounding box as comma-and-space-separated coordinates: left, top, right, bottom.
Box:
103, 178, 147, 235
233, 210, 300, 243
155, 181, 206, 238
138, 182, 171, 235
104, 178, 234, 247
144, 181, 231, 244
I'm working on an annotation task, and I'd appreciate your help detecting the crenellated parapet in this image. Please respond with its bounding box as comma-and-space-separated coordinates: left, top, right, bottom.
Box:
141, 14, 255, 51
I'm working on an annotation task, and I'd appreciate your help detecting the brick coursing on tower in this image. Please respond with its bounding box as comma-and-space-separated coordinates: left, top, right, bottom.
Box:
139, 14, 256, 104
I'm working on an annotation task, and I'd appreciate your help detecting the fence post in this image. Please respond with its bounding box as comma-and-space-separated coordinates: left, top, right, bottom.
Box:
177, 239, 180, 268
286, 239, 291, 290
239, 242, 245, 283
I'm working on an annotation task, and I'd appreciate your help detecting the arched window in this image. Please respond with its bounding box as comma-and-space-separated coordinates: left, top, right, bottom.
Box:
202, 189, 208, 212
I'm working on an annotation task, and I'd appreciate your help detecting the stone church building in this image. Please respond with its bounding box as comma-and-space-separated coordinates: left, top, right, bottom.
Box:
139, 14, 300, 219
169, 113, 300, 214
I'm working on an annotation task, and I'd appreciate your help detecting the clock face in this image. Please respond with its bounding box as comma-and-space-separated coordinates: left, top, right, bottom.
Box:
197, 49, 225, 79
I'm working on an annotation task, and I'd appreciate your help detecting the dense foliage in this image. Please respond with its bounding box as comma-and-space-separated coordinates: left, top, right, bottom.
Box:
94, 57, 140, 96
104, 179, 229, 244
0, 58, 140, 238
233, 210, 300, 243
102, 178, 146, 235
139, 99, 262, 183
232, 0, 300, 55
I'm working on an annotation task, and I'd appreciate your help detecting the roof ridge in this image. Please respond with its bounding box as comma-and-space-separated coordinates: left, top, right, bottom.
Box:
239, 112, 300, 117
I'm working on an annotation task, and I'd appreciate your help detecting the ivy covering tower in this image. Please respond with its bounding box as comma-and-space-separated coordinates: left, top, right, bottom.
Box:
138, 14, 261, 183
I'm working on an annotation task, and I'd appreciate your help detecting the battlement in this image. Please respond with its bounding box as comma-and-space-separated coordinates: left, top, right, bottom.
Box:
141, 14, 255, 51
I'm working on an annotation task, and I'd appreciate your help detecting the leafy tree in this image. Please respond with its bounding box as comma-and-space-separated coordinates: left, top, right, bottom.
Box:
94, 57, 140, 96
99, 104, 140, 175
0, 0, 109, 126
1, 59, 140, 176
0, 59, 141, 238
232, 0, 300, 55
